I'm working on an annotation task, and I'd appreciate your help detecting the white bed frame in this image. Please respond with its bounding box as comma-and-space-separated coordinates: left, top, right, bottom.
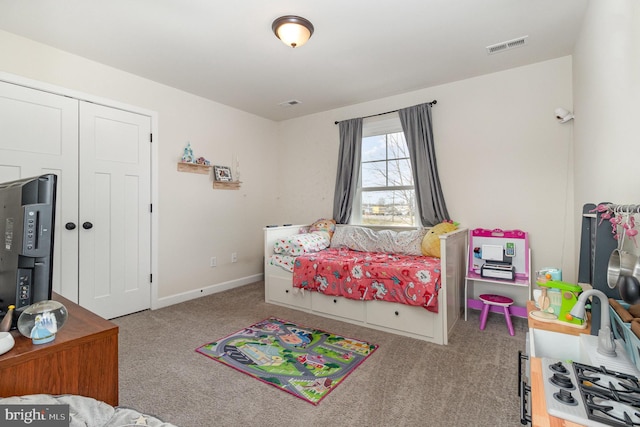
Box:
263, 224, 468, 345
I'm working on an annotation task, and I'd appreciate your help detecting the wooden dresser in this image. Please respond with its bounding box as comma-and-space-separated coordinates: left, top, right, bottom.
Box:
0, 293, 119, 406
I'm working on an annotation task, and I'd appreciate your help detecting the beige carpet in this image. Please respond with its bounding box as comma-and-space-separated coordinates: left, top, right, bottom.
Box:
113, 281, 527, 427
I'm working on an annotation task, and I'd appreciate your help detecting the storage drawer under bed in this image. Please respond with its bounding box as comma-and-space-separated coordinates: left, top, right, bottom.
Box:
366, 300, 436, 338
265, 274, 312, 309
312, 292, 366, 322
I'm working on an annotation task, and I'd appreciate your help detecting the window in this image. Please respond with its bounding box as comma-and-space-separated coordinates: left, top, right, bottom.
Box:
352, 114, 417, 227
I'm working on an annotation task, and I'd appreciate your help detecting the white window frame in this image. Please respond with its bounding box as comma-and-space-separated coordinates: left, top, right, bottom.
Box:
351, 113, 419, 227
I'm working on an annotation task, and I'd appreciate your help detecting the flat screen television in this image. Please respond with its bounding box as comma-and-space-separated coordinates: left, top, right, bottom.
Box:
0, 174, 57, 320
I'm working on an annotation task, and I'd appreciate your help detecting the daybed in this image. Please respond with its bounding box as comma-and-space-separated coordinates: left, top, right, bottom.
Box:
264, 223, 467, 345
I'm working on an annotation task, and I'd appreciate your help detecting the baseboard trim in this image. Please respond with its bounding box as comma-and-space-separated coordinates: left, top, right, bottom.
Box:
152, 273, 264, 309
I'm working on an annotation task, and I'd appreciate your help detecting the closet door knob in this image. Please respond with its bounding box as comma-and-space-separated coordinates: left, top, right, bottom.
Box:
65, 222, 76, 230
82, 222, 93, 230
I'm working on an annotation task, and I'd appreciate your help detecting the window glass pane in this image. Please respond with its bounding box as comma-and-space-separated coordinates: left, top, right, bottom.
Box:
361, 161, 387, 187
362, 135, 386, 162
387, 158, 413, 186
387, 132, 409, 159
361, 189, 416, 226
355, 117, 417, 227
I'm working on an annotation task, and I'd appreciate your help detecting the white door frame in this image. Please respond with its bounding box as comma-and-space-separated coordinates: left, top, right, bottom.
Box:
0, 71, 161, 311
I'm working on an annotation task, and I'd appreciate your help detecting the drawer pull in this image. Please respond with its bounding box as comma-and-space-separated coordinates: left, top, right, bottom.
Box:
333, 299, 338, 304
394, 311, 399, 316
285, 290, 289, 294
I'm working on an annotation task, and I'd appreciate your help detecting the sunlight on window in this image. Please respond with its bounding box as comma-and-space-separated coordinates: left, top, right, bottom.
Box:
359, 132, 416, 226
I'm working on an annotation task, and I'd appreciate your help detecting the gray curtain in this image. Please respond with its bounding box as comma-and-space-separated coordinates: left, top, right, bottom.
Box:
399, 102, 449, 226
332, 118, 363, 224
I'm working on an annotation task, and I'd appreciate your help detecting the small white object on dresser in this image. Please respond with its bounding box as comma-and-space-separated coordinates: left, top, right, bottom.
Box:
0, 332, 15, 356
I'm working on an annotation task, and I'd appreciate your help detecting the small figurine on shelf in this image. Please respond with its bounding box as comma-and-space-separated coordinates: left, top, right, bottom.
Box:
195, 156, 211, 166
181, 142, 195, 163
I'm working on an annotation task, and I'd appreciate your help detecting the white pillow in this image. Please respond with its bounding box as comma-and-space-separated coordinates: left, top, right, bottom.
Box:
273, 232, 330, 256
330, 226, 427, 255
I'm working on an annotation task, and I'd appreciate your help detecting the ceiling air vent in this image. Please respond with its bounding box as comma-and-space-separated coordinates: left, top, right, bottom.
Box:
486, 36, 528, 55
278, 99, 302, 108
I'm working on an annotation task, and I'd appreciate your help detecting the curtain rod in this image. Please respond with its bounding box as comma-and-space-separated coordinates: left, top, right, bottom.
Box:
334, 100, 437, 125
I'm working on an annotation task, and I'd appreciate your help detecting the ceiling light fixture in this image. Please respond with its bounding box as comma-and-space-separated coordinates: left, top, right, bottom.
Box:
272, 15, 314, 48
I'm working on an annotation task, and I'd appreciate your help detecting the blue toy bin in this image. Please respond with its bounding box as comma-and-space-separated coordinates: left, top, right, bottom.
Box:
609, 300, 640, 371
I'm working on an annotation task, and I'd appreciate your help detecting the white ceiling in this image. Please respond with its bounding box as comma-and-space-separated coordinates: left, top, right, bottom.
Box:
0, 0, 588, 121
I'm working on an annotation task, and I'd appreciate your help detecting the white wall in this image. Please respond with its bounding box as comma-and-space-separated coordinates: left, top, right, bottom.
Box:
5, 0, 635, 306
277, 57, 577, 281
0, 30, 280, 303
573, 0, 640, 206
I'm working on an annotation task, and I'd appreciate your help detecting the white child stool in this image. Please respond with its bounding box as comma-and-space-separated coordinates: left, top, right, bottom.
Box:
479, 294, 515, 336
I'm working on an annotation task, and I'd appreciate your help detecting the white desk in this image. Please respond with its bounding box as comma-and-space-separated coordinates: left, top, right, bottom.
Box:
464, 229, 532, 320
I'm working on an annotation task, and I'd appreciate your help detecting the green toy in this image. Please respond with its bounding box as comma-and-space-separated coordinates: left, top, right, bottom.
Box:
536, 280, 584, 326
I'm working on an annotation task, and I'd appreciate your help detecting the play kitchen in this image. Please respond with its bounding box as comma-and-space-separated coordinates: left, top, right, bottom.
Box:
523, 203, 640, 426
530, 293, 640, 426
527, 287, 640, 426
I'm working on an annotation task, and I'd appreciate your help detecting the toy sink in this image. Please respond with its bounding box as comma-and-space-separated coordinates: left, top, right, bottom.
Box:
529, 329, 638, 373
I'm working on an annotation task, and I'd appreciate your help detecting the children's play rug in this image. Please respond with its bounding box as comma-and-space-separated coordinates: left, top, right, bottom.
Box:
195, 317, 378, 405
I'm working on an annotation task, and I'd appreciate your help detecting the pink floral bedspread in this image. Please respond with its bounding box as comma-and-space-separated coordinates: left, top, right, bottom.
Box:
292, 248, 441, 312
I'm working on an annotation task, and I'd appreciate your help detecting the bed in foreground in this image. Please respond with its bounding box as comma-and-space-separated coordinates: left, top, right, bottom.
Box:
264, 223, 467, 345
0, 394, 177, 426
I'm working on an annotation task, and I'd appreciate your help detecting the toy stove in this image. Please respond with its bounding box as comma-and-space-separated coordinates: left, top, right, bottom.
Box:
541, 357, 640, 426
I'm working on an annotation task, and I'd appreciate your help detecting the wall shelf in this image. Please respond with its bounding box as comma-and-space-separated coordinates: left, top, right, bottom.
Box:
177, 162, 212, 174
213, 181, 241, 190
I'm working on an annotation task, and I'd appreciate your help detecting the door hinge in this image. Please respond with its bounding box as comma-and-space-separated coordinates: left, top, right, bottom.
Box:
150, 203, 153, 213
150, 273, 153, 283
150, 133, 153, 143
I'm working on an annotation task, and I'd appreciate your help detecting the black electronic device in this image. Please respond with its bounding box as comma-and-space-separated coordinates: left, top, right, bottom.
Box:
0, 174, 57, 322
481, 261, 516, 281
478, 243, 516, 280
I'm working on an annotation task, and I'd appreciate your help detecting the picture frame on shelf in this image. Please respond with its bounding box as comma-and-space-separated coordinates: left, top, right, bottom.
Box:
214, 165, 232, 182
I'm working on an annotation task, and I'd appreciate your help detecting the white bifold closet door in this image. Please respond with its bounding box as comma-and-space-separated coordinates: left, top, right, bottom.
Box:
0, 81, 151, 319
78, 102, 151, 319
0, 81, 79, 303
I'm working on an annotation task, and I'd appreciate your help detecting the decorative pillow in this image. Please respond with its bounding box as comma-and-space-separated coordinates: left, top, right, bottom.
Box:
421, 221, 459, 258
330, 225, 427, 255
273, 233, 331, 256
309, 218, 337, 239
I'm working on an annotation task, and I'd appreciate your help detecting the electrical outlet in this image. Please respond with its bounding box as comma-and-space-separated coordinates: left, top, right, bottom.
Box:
210, 257, 217, 267
231, 252, 237, 263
